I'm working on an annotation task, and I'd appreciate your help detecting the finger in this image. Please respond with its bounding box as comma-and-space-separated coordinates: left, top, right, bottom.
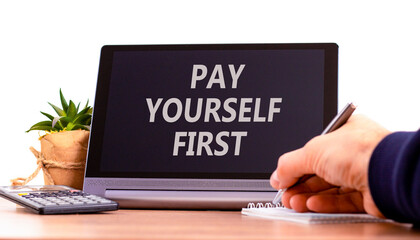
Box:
306, 191, 365, 213
289, 193, 313, 212
282, 176, 336, 208
276, 147, 317, 188
270, 170, 280, 190
286, 190, 343, 212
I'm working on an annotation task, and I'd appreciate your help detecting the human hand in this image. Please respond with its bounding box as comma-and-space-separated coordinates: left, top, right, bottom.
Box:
270, 115, 390, 217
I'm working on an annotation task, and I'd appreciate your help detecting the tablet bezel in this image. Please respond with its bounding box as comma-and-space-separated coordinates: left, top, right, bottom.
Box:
85, 43, 338, 179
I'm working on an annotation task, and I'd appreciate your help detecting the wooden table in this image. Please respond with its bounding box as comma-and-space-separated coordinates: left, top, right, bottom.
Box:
0, 198, 418, 240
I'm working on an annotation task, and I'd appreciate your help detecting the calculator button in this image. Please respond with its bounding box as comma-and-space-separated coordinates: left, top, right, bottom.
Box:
88, 196, 101, 199
58, 196, 71, 200
57, 202, 72, 206
44, 202, 58, 206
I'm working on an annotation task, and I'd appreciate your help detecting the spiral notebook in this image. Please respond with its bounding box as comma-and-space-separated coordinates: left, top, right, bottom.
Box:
241, 203, 391, 224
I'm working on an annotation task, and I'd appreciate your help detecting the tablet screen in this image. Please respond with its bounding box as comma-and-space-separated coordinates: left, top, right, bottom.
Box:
86, 44, 337, 179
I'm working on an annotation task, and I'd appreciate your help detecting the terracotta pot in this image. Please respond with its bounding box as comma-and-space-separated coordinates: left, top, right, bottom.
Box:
40, 130, 89, 189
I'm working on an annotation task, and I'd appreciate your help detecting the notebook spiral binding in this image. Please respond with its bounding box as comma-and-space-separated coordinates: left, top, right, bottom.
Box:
247, 202, 283, 208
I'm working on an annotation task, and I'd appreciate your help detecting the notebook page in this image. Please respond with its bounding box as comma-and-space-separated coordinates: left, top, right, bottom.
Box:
241, 206, 391, 224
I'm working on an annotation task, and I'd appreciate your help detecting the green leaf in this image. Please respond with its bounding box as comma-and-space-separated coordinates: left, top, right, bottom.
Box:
48, 102, 66, 117
71, 124, 89, 131
59, 116, 72, 126
40, 111, 54, 121
26, 121, 53, 132
75, 106, 90, 116
59, 89, 69, 113
26, 125, 55, 132
66, 122, 75, 131
27, 89, 92, 134
54, 122, 64, 131
73, 114, 91, 125
66, 100, 77, 119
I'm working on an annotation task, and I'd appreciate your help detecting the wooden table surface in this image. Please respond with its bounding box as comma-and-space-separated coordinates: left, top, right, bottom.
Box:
0, 198, 418, 240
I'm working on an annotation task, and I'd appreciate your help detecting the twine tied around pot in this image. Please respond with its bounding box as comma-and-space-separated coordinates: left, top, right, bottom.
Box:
10, 147, 85, 186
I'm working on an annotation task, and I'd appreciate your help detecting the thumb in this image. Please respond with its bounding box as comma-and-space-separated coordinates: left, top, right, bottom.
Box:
275, 147, 317, 189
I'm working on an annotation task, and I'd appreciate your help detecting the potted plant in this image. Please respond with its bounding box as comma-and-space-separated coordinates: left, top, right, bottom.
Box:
11, 89, 92, 189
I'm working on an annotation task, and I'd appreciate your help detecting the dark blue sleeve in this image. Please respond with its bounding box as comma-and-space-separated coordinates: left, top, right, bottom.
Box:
369, 130, 420, 224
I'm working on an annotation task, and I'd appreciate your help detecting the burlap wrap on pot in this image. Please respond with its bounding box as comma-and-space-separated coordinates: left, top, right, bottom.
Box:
11, 130, 89, 190
41, 130, 89, 189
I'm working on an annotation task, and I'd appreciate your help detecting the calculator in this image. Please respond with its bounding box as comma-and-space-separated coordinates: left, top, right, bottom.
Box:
0, 185, 119, 214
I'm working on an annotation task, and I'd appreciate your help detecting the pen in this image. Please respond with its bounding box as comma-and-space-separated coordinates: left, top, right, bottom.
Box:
272, 102, 357, 205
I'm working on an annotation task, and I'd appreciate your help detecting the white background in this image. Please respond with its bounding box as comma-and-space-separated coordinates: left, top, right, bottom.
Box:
0, 0, 419, 186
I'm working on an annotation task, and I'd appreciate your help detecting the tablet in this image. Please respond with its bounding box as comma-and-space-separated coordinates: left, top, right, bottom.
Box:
84, 43, 338, 209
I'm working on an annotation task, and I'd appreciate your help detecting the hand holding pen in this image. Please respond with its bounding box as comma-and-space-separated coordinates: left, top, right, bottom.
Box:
272, 103, 357, 205
270, 103, 391, 217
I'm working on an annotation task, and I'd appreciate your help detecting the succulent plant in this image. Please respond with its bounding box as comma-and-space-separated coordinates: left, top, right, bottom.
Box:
26, 89, 92, 133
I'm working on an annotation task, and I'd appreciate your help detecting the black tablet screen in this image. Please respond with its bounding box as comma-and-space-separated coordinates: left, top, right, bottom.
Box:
87, 44, 337, 179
